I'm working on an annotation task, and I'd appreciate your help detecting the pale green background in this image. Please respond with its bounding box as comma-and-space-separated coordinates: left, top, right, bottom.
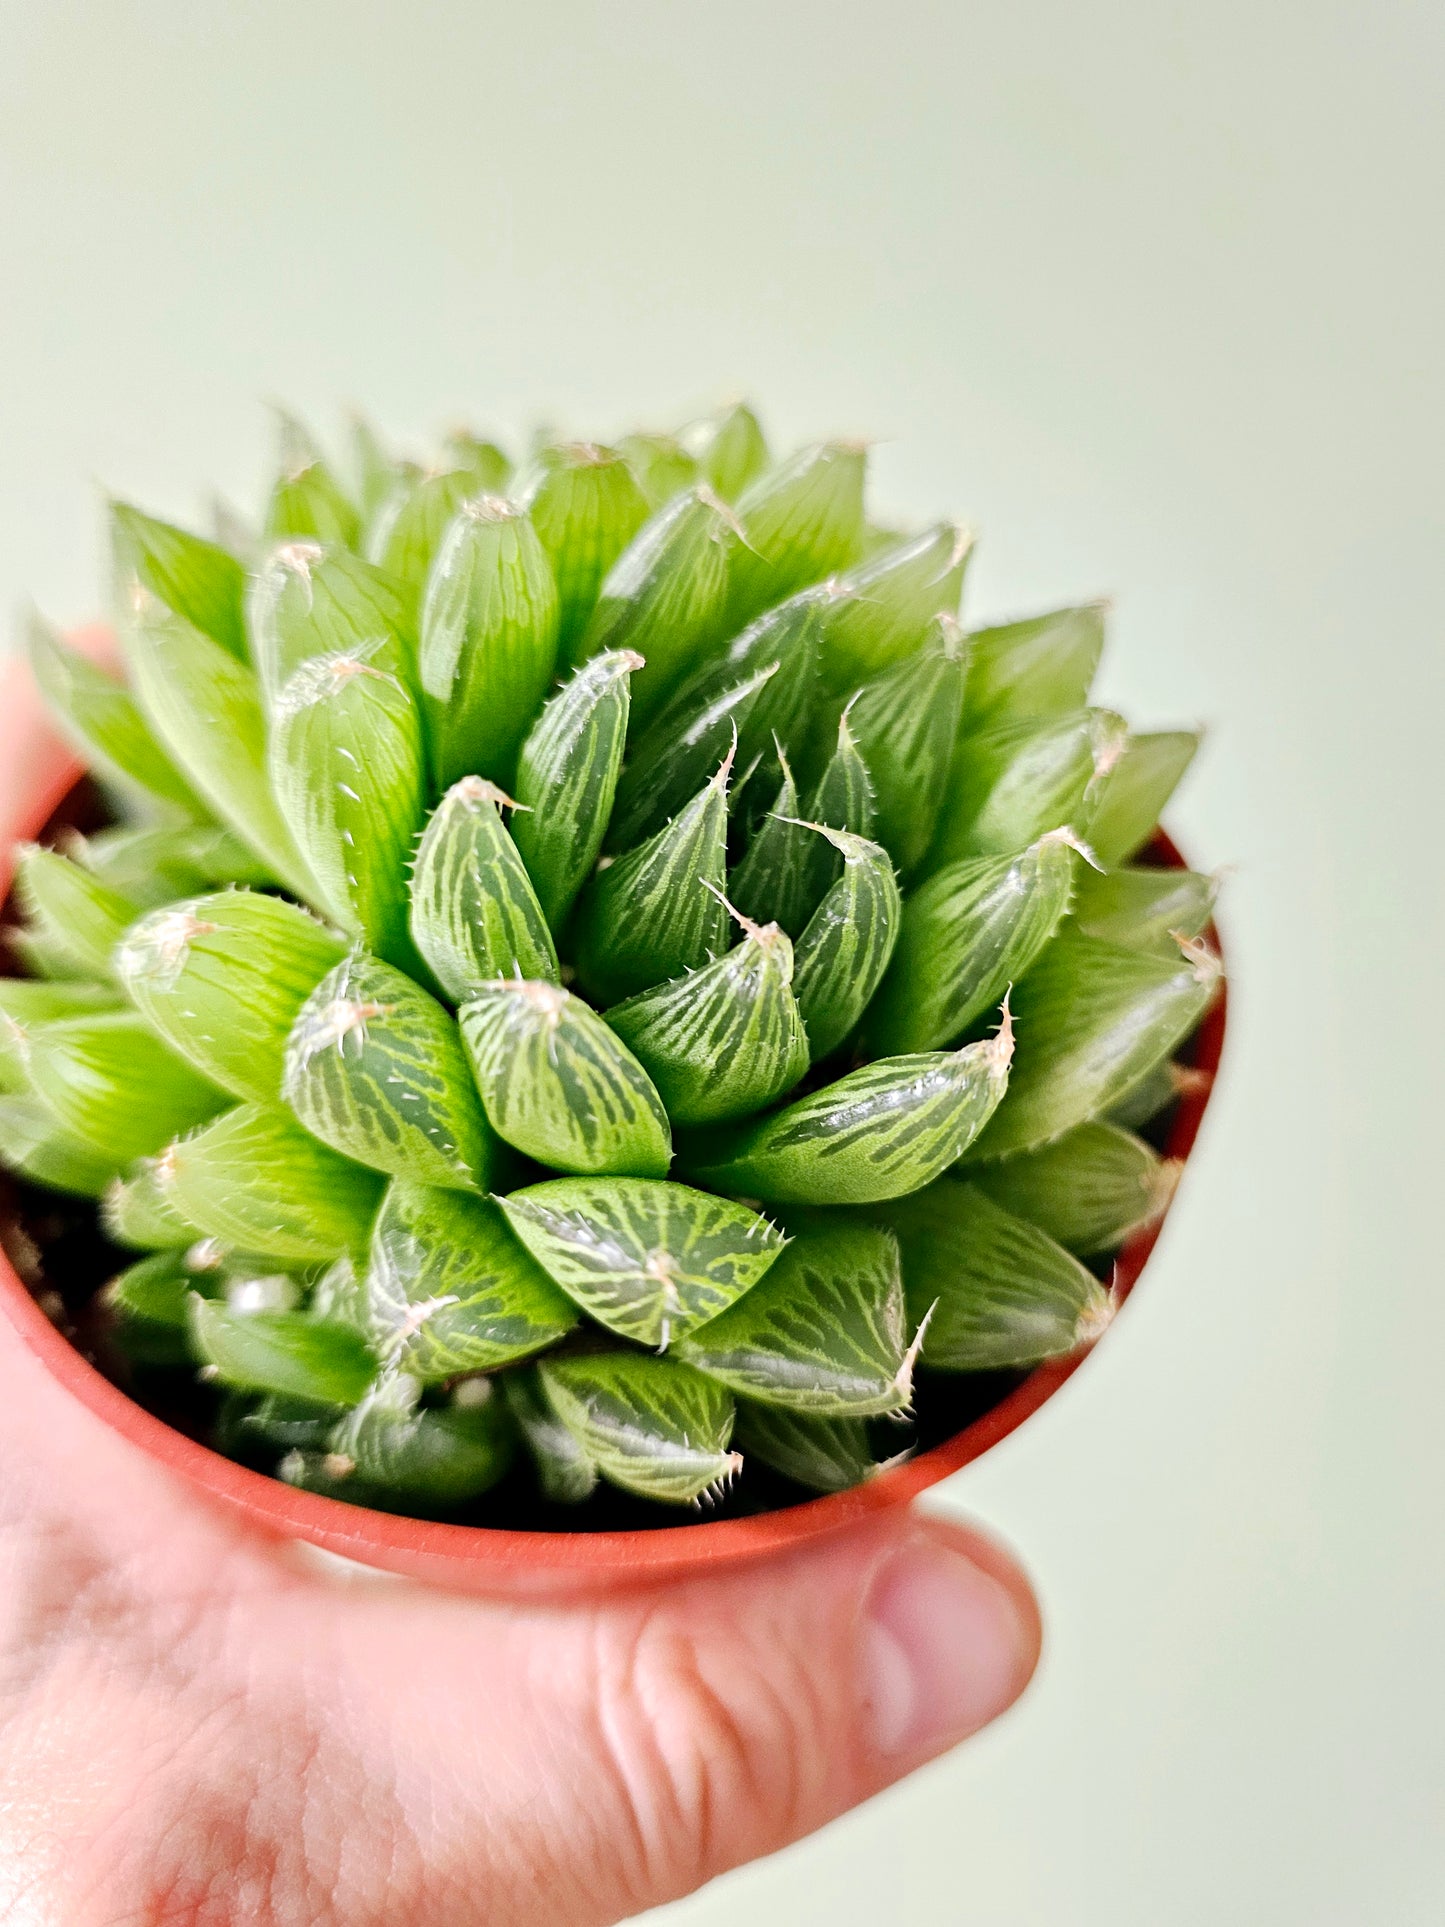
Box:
1, 4, 1441, 1922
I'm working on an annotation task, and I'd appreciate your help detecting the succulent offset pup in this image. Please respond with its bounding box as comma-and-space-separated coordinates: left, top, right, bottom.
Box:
0, 405, 1222, 1519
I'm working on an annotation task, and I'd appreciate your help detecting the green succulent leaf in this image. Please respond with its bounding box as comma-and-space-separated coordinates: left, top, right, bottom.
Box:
498, 1176, 785, 1347
791, 826, 901, 1060
676, 1220, 914, 1415
0, 978, 121, 1092
120, 597, 318, 900
249, 543, 416, 705
284, 952, 497, 1192
225, 1391, 345, 1458
459, 981, 672, 1177
616, 431, 700, 509
326, 1374, 515, 1512
732, 1402, 893, 1493
727, 758, 816, 938
1105, 1057, 1201, 1131
419, 496, 560, 788
604, 903, 810, 1125
876, 1180, 1111, 1370
607, 660, 780, 852
189, 1296, 377, 1405
510, 651, 639, 932
498, 1368, 599, 1503
102, 1156, 205, 1250
75, 823, 278, 904
111, 502, 248, 661
263, 416, 362, 548
102, 1246, 226, 1333
682, 1021, 1013, 1205
797, 708, 876, 916
117, 890, 346, 1105
865, 829, 1080, 1055
269, 644, 426, 964
576, 487, 737, 728
817, 521, 973, 692
966, 927, 1223, 1161
968, 1119, 1177, 1256
444, 430, 514, 493
537, 1351, 740, 1506
0, 1093, 120, 1196
23, 1013, 227, 1164
364, 1179, 575, 1379
1085, 730, 1202, 867
12, 844, 135, 980
348, 412, 402, 521
962, 602, 1107, 732
163, 1103, 384, 1262
308, 1251, 370, 1334
365, 468, 476, 608
1072, 862, 1218, 953
409, 776, 559, 999
571, 755, 732, 1006
846, 615, 969, 873
26, 617, 211, 818
680, 401, 770, 502
930, 706, 1125, 870
726, 441, 867, 631
516, 443, 652, 665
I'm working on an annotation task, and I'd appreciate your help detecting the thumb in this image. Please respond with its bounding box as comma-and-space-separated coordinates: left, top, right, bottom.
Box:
354, 1511, 1040, 1925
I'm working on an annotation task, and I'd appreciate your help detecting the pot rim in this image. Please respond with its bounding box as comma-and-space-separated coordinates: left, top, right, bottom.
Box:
0, 663, 1226, 1589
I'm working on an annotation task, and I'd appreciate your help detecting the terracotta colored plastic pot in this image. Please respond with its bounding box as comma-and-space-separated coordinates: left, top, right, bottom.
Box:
0, 656, 1226, 1596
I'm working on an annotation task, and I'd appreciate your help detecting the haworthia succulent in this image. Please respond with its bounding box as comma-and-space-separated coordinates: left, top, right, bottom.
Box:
284, 953, 497, 1192
1072, 862, 1219, 954
269, 645, 426, 964
965, 928, 1223, 1161
409, 777, 559, 999
0, 1094, 120, 1196
163, 1104, 384, 1262
616, 431, 700, 509
1085, 730, 1202, 867
365, 1180, 576, 1379
499, 1368, 599, 1503
790, 826, 901, 1059
537, 1351, 741, 1505
930, 707, 1125, 872
680, 401, 770, 502
798, 709, 876, 915
846, 616, 969, 873
12, 845, 135, 980
309, 1251, 370, 1335
683, 1019, 1013, 1205
189, 1297, 377, 1405
325, 1375, 515, 1512
0, 978, 121, 1092
1106, 1056, 1209, 1131
968, 1120, 1178, 1256
606, 660, 781, 852
727, 758, 817, 938
962, 602, 1107, 732
604, 900, 810, 1125
510, 651, 639, 931
498, 1176, 786, 1347
444, 430, 513, 493
263, 416, 361, 548
419, 496, 560, 787
571, 755, 732, 1006
726, 441, 868, 631
816, 521, 973, 692
676, 1220, 916, 1416
365, 468, 476, 607
732, 1401, 895, 1493
865, 829, 1081, 1055
576, 487, 737, 727
117, 890, 346, 1105
74, 823, 276, 905
103, 1247, 227, 1332
249, 543, 415, 704
515, 444, 651, 663
877, 1180, 1111, 1370
119, 597, 318, 900
23, 1013, 226, 1165
26, 617, 211, 818
111, 502, 248, 661
459, 981, 672, 1177
102, 1156, 205, 1250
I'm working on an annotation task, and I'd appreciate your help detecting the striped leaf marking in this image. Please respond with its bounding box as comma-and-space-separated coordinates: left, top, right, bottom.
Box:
24, 1013, 227, 1165
604, 894, 810, 1125
816, 521, 973, 692
367, 468, 477, 609
248, 543, 415, 704
515, 443, 651, 664
930, 706, 1126, 870
410, 777, 559, 1003
117, 890, 347, 1105
875, 1180, 1111, 1370
269, 643, 426, 965
790, 826, 901, 1059
498, 1368, 599, 1503
968, 1119, 1176, 1257
797, 707, 876, 917
459, 982, 672, 1178
675, 1220, 915, 1415
365, 1179, 576, 1379
537, 1352, 741, 1506
326, 1375, 514, 1511
310, 1251, 370, 1335
283, 953, 497, 1192
727, 755, 818, 938
163, 1104, 384, 1262
571, 751, 732, 1007
1085, 731, 1202, 868
606, 659, 780, 851
188, 1297, 376, 1406
732, 1401, 897, 1493
865, 828, 1080, 1055
510, 650, 640, 931
961, 602, 1107, 732
725, 441, 867, 632
964, 928, 1223, 1161
682, 1014, 1015, 1205
497, 1176, 786, 1347
846, 614, 968, 874
1072, 862, 1219, 955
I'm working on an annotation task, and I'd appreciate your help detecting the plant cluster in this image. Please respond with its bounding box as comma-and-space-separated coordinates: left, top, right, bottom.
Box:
0, 405, 1222, 1519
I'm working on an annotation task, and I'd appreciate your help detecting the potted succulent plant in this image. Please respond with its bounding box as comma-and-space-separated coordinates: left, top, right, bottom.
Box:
0, 405, 1224, 1593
